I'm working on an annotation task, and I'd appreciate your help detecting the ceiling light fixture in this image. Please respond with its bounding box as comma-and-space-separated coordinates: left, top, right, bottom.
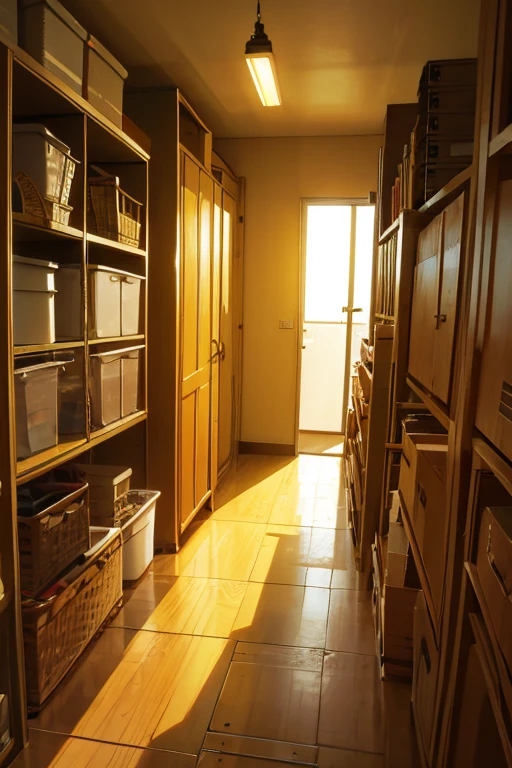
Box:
245, 1, 281, 107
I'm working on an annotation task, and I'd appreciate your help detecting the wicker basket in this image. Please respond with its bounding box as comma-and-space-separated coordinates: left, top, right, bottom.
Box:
17, 482, 90, 596
15, 172, 73, 227
22, 527, 123, 711
88, 167, 142, 247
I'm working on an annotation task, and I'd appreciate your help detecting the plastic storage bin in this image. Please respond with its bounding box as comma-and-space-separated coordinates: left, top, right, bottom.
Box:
20, 0, 87, 94
89, 345, 142, 428
22, 526, 122, 711
119, 490, 160, 581
13, 255, 58, 345
0, 0, 17, 43
15, 359, 62, 459
88, 265, 144, 339
13, 124, 79, 205
71, 464, 132, 525
84, 36, 127, 128
17, 481, 89, 595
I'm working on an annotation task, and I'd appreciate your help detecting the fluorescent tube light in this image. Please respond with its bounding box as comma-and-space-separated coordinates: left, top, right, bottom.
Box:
245, 2, 282, 107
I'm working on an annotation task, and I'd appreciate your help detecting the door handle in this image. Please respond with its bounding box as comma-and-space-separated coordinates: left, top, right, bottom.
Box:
211, 339, 220, 363
434, 313, 447, 322
342, 307, 363, 313
219, 341, 226, 361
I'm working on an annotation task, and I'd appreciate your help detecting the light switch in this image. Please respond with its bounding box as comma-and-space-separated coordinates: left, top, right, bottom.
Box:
279, 320, 294, 329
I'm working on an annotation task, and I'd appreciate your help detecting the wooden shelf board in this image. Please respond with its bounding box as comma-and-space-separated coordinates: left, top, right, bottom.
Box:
489, 123, 512, 158
90, 411, 147, 441
14, 341, 85, 356
13, 213, 83, 241
88, 335, 145, 346
0, 589, 12, 617
86, 233, 147, 258
473, 436, 512, 497
419, 165, 473, 215
379, 216, 400, 246
16, 412, 146, 484
406, 375, 451, 430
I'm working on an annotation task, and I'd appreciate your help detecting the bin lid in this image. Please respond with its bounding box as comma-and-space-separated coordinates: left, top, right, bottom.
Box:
13, 255, 59, 270
88, 264, 145, 281
13, 123, 71, 157
90, 344, 144, 360
20, 0, 87, 41
87, 35, 128, 80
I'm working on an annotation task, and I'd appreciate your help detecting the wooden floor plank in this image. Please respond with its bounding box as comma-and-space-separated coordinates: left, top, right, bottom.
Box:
32, 629, 235, 755
318, 746, 384, 768
112, 575, 247, 637
10, 729, 195, 768
152, 520, 266, 581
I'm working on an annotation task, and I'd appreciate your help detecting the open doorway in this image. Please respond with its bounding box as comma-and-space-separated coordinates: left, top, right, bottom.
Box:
297, 199, 375, 455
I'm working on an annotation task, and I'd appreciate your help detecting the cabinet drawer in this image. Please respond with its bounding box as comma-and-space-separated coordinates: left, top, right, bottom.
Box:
419, 86, 476, 115
415, 137, 473, 167
419, 59, 477, 91
417, 111, 475, 141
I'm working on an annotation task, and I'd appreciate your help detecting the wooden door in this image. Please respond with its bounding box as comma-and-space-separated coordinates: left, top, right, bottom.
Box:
218, 192, 236, 473
432, 194, 464, 403
408, 216, 442, 389
180, 153, 213, 531
210, 183, 222, 489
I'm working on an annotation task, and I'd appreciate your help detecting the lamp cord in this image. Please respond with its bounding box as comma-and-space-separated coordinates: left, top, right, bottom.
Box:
257, 0, 261, 21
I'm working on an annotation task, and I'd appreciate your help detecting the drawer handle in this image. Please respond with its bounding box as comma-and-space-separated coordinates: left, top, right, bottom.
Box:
487, 526, 512, 600
434, 313, 447, 322
421, 637, 431, 674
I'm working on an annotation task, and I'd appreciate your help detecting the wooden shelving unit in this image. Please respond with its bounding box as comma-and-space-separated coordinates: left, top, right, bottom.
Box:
0, 28, 151, 763
406, 375, 451, 431
488, 122, 512, 157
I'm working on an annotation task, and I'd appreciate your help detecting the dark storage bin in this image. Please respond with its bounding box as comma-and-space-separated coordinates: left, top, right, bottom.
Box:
17, 482, 89, 596
415, 137, 474, 168
418, 59, 477, 92
22, 526, 122, 711
419, 87, 476, 116
416, 111, 475, 141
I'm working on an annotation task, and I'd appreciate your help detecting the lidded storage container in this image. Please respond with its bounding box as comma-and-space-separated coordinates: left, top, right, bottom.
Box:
71, 464, 132, 525
88, 264, 144, 338
15, 357, 64, 459
120, 490, 160, 581
89, 345, 142, 428
84, 36, 128, 128
13, 255, 58, 345
19, 0, 87, 94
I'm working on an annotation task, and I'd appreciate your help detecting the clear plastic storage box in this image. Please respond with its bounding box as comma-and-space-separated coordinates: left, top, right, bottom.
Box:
13, 256, 58, 345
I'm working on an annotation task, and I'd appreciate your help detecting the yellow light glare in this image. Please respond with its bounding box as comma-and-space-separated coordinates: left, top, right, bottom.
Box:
245, 53, 281, 106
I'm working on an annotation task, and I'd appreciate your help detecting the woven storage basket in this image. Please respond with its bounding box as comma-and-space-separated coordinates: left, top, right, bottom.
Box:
88, 168, 142, 248
22, 527, 123, 711
15, 172, 73, 227
18, 482, 89, 596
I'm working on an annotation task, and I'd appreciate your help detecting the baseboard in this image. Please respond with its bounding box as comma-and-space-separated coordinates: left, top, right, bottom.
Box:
238, 441, 296, 456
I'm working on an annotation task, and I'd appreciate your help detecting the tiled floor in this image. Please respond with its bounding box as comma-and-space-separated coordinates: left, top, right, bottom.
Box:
13, 454, 419, 768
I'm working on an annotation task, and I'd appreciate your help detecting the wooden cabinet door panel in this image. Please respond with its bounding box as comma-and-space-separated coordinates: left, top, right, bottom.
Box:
182, 155, 199, 380
218, 193, 236, 472
408, 216, 442, 389
432, 193, 464, 403
180, 393, 196, 524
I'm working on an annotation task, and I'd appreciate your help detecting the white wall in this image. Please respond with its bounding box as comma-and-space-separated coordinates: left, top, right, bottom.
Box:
215, 135, 383, 447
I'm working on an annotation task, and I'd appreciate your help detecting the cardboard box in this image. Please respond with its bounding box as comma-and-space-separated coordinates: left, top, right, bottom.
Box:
412, 591, 440, 767
387, 522, 410, 587
399, 430, 448, 524
383, 583, 420, 669
415, 444, 448, 617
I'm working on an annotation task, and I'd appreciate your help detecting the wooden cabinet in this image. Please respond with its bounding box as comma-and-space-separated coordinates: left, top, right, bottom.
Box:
408, 193, 464, 405
124, 90, 241, 550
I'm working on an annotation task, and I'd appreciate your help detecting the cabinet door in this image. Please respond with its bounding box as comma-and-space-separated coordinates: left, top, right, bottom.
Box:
408, 216, 442, 389
432, 193, 464, 403
180, 155, 213, 531
218, 192, 236, 474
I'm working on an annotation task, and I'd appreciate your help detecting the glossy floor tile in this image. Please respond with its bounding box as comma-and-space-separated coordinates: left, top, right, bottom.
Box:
198, 753, 309, 768
33, 628, 235, 755
11, 729, 195, 768
326, 589, 375, 656
152, 520, 266, 580
210, 643, 323, 744
231, 583, 330, 647
202, 732, 318, 763
318, 651, 384, 754
112, 574, 247, 637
